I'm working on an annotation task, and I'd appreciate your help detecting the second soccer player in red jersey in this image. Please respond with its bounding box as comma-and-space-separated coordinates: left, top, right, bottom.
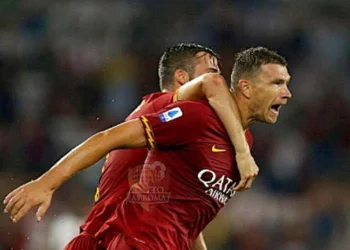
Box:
4, 44, 258, 250
76, 44, 256, 250
97, 47, 292, 249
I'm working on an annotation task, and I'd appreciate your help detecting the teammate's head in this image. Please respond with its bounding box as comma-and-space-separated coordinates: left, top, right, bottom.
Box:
159, 43, 221, 91
231, 47, 292, 124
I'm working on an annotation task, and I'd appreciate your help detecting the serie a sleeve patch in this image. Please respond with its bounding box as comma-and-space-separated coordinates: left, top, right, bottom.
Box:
158, 107, 183, 123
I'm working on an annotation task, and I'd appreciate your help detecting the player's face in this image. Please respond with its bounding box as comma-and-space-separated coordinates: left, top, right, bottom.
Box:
190, 52, 221, 79
249, 63, 292, 124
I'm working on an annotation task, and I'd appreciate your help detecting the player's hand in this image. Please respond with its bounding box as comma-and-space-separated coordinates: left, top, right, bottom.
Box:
3, 179, 53, 223
233, 151, 259, 191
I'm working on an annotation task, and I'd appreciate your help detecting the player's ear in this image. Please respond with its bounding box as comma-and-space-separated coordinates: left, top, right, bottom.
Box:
237, 79, 251, 99
174, 69, 190, 86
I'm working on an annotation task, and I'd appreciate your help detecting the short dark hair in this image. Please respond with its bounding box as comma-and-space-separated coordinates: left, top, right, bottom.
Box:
158, 43, 220, 90
230, 47, 287, 89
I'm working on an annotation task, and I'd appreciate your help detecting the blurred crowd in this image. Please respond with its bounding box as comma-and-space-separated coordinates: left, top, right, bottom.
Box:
0, 1, 349, 249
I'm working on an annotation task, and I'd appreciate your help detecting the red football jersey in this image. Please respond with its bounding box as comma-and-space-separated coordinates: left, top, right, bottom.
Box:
80, 92, 175, 237
100, 100, 253, 250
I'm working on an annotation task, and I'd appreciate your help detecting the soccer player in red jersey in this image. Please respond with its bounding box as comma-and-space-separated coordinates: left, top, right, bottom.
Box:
4, 46, 291, 249
95, 47, 291, 249
4, 44, 258, 250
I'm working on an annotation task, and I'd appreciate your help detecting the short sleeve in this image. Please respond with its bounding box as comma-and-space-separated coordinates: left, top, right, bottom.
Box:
139, 101, 212, 149
126, 92, 175, 121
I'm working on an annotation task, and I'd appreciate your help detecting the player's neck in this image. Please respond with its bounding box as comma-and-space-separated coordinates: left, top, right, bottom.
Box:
163, 83, 180, 92
231, 91, 256, 129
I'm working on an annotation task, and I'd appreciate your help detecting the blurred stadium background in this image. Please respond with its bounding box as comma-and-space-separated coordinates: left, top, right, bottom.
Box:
0, 0, 349, 249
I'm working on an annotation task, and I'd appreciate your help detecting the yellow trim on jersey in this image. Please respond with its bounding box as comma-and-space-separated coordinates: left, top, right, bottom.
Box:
94, 187, 100, 202
140, 116, 156, 149
101, 153, 109, 173
173, 90, 179, 102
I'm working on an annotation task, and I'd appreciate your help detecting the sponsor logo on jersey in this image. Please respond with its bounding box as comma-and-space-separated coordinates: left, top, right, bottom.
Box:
211, 145, 226, 152
197, 169, 236, 205
159, 107, 183, 123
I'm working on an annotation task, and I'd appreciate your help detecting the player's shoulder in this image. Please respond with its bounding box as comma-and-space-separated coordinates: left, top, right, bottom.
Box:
168, 100, 211, 111
163, 100, 215, 121
143, 92, 174, 104
144, 92, 175, 111
127, 92, 174, 120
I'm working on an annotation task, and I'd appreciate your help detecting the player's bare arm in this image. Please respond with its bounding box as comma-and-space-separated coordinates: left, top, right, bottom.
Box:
3, 119, 146, 223
193, 232, 208, 250
2, 74, 255, 223
176, 73, 259, 191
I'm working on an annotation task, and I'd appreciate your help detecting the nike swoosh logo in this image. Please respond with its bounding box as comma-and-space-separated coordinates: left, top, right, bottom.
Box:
212, 145, 226, 152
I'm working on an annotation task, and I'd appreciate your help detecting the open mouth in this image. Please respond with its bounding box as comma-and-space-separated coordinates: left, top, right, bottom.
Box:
270, 104, 281, 114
